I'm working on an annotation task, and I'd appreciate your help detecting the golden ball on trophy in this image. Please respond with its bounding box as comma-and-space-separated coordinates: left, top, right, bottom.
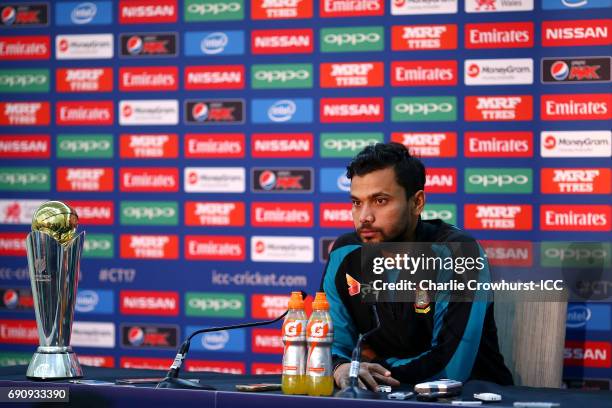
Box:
31, 201, 79, 245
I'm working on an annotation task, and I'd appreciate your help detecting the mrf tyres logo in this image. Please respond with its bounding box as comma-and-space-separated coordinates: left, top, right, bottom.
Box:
185, 201, 245, 227
120, 234, 178, 259
120, 33, 177, 57
465, 95, 532, 121
541, 168, 611, 194
465, 204, 532, 230
252, 168, 313, 193
320, 62, 383, 88
542, 57, 611, 84
185, 100, 244, 124
391, 132, 457, 158
392, 24, 457, 51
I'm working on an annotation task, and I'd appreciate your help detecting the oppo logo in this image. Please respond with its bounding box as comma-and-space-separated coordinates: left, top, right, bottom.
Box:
422, 209, 453, 221
0, 74, 46, 87
323, 32, 380, 46
323, 138, 378, 151
84, 239, 111, 251
254, 69, 309, 83
188, 2, 241, 15
468, 174, 529, 187
0, 173, 47, 185
59, 140, 110, 153
189, 298, 242, 311
395, 103, 453, 115
123, 206, 175, 220
544, 247, 607, 261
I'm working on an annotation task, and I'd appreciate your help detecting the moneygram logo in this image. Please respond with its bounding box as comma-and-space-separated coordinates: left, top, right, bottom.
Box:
392, 0, 458, 14
252, 0, 312, 19
120, 168, 178, 192
320, 203, 353, 228
0, 69, 49, 93
120, 134, 178, 159
119, 0, 177, 24
541, 205, 611, 231
425, 168, 456, 193
422, 204, 457, 225
66, 201, 114, 225
542, 57, 611, 84
120, 201, 178, 226
119, 100, 179, 125
56, 1, 112, 26
185, 100, 244, 124
465, 95, 532, 121
0, 102, 50, 126
391, 132, 457, 157
119, 33, 177, 57
392, 60, 457, 86
320, 26, 383, 52
542, 19, 612, 47
320, 97, 384, 122
57, 134, 113, 159
185, 236, 245, 261
541, 94, 611, 121
392, 96, 457, 122
184, 0, 244, 21
57, 167, 113, 192
56, 101, 113, 126
320, 133, 383, 157
0, 168, 49, 191
465, 168, 533, 194
119, 66, 178, 91
465, 204, 532, 230
565, 341, 611, 368
251, 236, 314, 262
465, 22, 533, 49
120, 291, 179, 316
82, 234, 113, 258
56, 34, 113, 59
252, 64, 312, 89
185, 292, 245, 318
121, 324, 178, 349
0, 200, 45, 225
251, 202, 313, 227
185, 201, 245, 226
252, 133, 313, 158
71, 322, 115, 348
465, 58, 533, 85
479, 240, 533, 267
392, 24, 457, 51
252, 28, 313, 54
252, 168, 313, 193
540, 131, 611, 158
185, 167, 246, 193
541, 168, 611, 194
0, 4, 48, 27
252, 98, 313, 124
320, 0, 383, 17
184, 134, 245, 158
185, 65, 244, 90
321, 62, 383, 88
0, 135, 50, 159
464, 131, 533, 158
465, 0, 533, 12
120, 234, 179, 259
56, 68, 113, 93
0, 35, 49, 60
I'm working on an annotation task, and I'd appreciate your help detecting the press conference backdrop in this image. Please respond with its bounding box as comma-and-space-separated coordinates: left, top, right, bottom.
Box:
0, 0, 611, 389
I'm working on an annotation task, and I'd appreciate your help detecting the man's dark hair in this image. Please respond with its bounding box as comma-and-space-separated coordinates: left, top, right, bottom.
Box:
346, 142, 426, 199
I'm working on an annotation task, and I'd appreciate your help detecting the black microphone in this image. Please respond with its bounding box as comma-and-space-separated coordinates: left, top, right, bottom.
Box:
335, 304, 382, 399
156, 290, 308, 390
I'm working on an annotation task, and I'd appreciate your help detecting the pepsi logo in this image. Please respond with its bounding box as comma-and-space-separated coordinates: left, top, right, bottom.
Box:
59, 39, 69, 52
467, 64, 480, 78
1, 6, 16, 25
127, 36, 144, 55
268, 100, 296, 122
551, 61, 570, 81
3, 289, 18, 309
255, 241, 265, 253
544, 135, 556, 149
122, 104, 133, 118
337, 174, 351, 191
201, 32, 228, 55
128, 326, 145, 346
258, 170, 277, 190
192, 103, 209, 122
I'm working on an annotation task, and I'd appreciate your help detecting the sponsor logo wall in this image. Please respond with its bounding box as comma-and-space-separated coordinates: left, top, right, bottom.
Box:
0, 0, 610, 385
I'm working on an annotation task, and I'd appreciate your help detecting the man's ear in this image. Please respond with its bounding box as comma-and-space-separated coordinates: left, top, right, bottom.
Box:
412, 190, 425, 216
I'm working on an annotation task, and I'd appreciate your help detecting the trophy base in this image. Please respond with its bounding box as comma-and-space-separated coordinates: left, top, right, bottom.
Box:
26, 348, 83, 380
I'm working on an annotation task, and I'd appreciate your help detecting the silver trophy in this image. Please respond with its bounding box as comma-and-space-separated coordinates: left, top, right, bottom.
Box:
25, 201, 84, 380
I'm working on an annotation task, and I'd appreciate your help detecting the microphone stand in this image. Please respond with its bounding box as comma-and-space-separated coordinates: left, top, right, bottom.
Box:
157, 291, 308, 390
335, 304, 382, 399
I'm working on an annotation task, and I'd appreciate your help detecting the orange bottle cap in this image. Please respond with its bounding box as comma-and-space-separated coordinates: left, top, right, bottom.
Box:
312, 292, 329, 310
288, 291, 304, 309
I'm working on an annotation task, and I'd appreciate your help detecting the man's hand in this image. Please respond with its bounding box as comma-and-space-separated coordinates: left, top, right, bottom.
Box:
333, 362, 401, 390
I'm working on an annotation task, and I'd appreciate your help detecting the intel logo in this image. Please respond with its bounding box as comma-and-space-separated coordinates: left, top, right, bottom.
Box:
71, 2, 97, 25
201, 32, 228, 55
268, 100, 296, 122
566, 305, 591, 329
337, 173, 351, 191
561, 0, 588, 7
76, 290, 99, 313
201, 330, 229, 350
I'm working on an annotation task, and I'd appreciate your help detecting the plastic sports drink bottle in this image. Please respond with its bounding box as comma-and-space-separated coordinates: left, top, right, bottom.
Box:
305, 292, 334, 396
281, 291, 308, 395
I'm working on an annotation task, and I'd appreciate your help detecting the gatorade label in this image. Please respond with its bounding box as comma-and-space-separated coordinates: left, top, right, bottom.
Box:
283, 318, 306, 341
